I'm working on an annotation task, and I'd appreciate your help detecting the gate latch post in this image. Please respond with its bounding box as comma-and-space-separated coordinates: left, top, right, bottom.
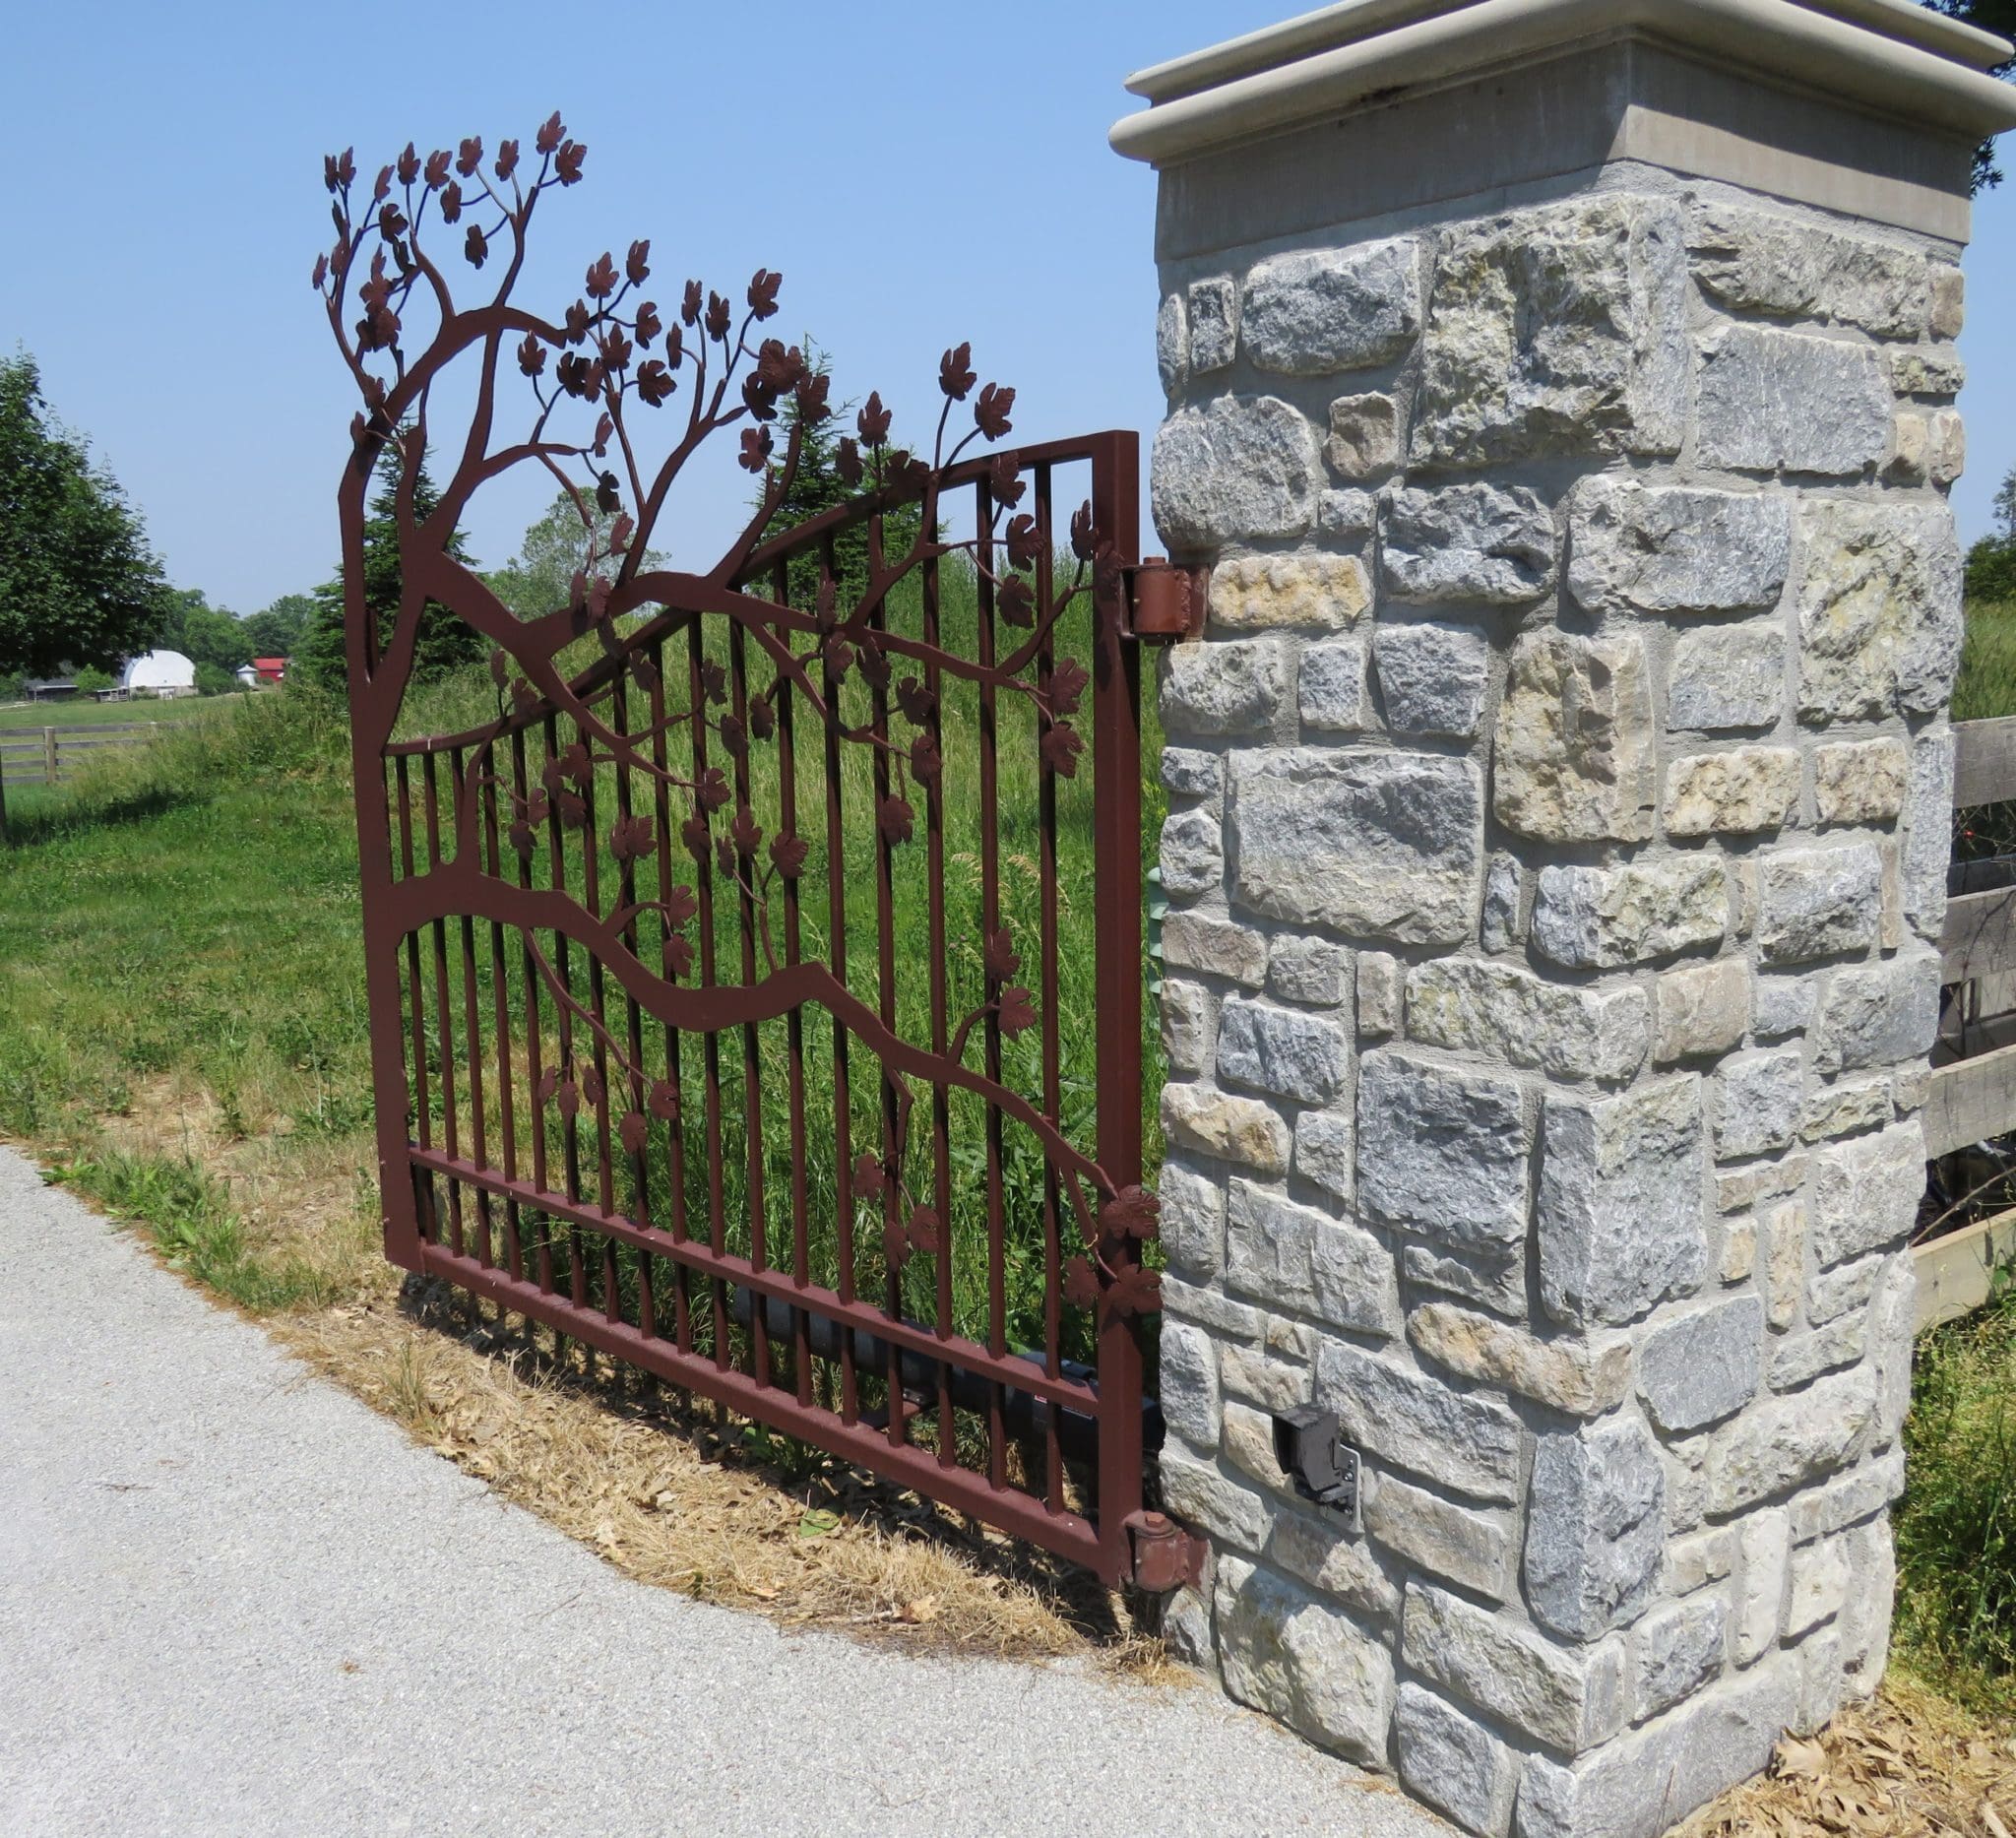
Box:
1121, 1509, 1207, 1592
1122, 558, 1208, 643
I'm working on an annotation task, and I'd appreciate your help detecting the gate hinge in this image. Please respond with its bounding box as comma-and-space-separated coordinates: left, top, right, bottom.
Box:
1121, 1509, 1207, 1593
1121, 558, 1208, 643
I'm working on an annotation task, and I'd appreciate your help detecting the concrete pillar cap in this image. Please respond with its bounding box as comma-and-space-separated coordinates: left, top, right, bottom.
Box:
1110, 0, 2016, 166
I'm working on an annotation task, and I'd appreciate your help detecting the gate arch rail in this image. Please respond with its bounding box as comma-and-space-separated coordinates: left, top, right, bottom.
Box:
318, 118, 1161, 1582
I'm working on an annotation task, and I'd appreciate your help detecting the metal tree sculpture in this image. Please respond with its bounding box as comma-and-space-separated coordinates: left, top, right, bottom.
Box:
315, 114, 1159, 1349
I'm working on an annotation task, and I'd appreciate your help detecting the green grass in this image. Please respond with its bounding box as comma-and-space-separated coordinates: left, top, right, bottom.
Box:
1950, 598, 2016, 863
0, 692, 235, 732
1896, 1273, 2016, 1718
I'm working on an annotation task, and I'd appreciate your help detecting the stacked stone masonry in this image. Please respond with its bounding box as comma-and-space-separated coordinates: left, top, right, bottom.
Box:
1151, 182, 1958, 1838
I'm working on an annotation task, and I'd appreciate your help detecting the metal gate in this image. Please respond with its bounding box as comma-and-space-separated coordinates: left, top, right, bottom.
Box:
319, 120, 1172, 1584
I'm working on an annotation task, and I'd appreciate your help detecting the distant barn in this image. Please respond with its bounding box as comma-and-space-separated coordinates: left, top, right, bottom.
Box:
120, 651, 199, 699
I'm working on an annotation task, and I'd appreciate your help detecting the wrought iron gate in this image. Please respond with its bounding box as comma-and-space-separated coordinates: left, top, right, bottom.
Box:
319, 119, 1165, 1583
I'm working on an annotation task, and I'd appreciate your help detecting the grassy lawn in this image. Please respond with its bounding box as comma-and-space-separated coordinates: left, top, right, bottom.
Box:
0, 692, 238, 731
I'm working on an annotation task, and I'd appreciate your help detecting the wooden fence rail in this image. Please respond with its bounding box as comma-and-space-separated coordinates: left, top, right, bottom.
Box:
0, 722, 163, 788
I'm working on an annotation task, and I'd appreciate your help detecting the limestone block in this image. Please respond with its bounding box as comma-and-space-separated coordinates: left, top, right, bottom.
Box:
1358, 1050, 1532, 1249
1665, 1527, 1737, 1598
1326, 393, 1403, 479
1406, 1243, 1529, 1322
1368, 1473, 1519, 1604
1515, 1660, 1797, 1838
1638, 1297, 1766, 1433
1888, 344, 1965, 396
1163, 912, 1268, 986
1807, 1123, 1923, 1269
1374, 621, 1492, 739
1669, 623, 1786, 733
1763, 1199, 1806, 1330
1755, 976, 1814, 1041
1841, 1520, 1897, 1697
1735, 1508, 1792, 1664
1293, 1109, 1354, 1204
1160, 637, 1286, 737
1695, 324, 1891, 475
1188, 276, 1237, 374
1566, 475, 1792, 617
1690, 202, 1930, 338
1786, 1537, 1853, 1638
1799, 1076, 1893, 1145
1795, 498, 1963, 724
1230, 749, 1483, 944
1163, 1444, 1273, 1551
1162, 1274, 1267, 1346
1157, 292, 1187, 397
1413, 194, 1687, 468
1814, 737, 1909, 825
1722, 1217, 1759, 1284
1929, 408, 1966, 486
1162, 1083, 1292, 1174
1227, 1177, 1399, 1337
1707, 1366, 1879, 1515
1768, 1312, 1866, 1390
1634, 1596, 1731, 1723
1664, 748, 1799, 838
1481, 853, 1523, 952
1531, 858, 1730, 970
1409, 1301, 1632, 1417
1320, 487, 1378, 539
1208, 552, 1370, 633
1931, 267, 1966, 339
1316, 1341, 1524, 1503
1539, 1076, 1708, 1328
1159, 806, 1223, 897
1242, 237, 1422, 376
1152, 397, 1323, 549
1407, 958, 1649, 1083
1495, 631, 1655, 844
1902, 730, 1955, 940
1159, 1319, 1221, 1447
1713, 1047, 1805, 1163
1525, 1418, 1668, 1640
1808, 1254, 1884, 1327
1218, 996, 1350, 1106
1382, 482, 1557, 604
1215, 1556, 1396, 1764
1756, 844, 1883, 964
1655, 959, 1750, 1065
1401, 1582, 1629, 1755
1885, 410, 1928, 485
1268, 935, 1352, 1007
1356, 952, 1402, 1039
1397, 1684, 1515, 1838
1157, 1159, 1226, 1283
1812, 950, 1941, 1074
1161, 747, 1223, 799
1297, 639, 1370, 733
1264, 1491, 1402, 1620
1160, 979, 1213, 1078
1222, 1347, 1315, 1419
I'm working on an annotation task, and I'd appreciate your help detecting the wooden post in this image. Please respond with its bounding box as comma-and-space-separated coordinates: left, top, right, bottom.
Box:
43, 726, 57, 786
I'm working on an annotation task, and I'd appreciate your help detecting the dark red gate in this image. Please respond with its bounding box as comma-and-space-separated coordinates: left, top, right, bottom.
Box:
317, 118, 1166, 1583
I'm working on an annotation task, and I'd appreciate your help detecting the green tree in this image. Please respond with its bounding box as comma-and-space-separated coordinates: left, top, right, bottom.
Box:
193, 662, 238, 697
296, 442, 486, 691
1923, 1, 2016, 188
1966, 464, 2016, 603
240, 593, 314, 658
0, 352, 172, 678
489, 489, 665, 618
158, 587, 252, 675
72, 665, 115, 696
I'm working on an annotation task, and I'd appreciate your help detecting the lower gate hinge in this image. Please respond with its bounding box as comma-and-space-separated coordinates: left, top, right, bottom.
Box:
1121, 558, 1209, 642
1121, 1509, 1207, 1593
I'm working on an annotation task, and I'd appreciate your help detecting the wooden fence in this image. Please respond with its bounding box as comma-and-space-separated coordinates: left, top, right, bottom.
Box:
0, 721, 162, 789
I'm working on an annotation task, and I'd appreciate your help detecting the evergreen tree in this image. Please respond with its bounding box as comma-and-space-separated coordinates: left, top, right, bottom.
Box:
1966, 464, 2016, 604
297, 441, 485, 690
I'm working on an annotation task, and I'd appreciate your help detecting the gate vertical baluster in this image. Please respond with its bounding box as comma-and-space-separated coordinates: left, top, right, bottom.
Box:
480, 745, 524, 1283
647, 638, 693, 1354
576, 719, 619, 1281
728, 619, 769, 1389
922, 528, 955, 1465
420, 751, 465, 1259
541, 712, 588, 1312
451, 743, 494, 1269
686, 616, 731, 1367
1088, 432, 1145, 1577
772, 559, 814, 1408
819, 534, 859, 1423
610, 672, 654, 1342
512, 726, 555, 1299
869, 514, 904, 1447
975, 478, 1011, 1496
395, 755, 437, 1247
1034, 466, 1066, 1517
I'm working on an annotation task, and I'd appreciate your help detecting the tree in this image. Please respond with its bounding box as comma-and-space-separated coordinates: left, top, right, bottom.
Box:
0, 352, 172, 678
241, 593, 314, 658
296, 441, 486, 690
1966, 463, 2016, 603
194, 662, 238, 697
157, 587, 252, 675
489, 488, 664, 618
1922, 1, 2016, 188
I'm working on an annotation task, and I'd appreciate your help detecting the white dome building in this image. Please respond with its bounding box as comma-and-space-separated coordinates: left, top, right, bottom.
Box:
120, 650, 198, 699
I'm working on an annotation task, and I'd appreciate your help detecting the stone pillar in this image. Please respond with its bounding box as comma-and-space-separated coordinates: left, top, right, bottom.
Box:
1114, 6, 2016, 1836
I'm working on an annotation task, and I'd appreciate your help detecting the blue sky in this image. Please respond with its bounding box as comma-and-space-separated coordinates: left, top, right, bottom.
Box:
2, 1, 2012, 616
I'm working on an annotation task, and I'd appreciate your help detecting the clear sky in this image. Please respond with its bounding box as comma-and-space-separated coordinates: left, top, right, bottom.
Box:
3, 1, 2012, 616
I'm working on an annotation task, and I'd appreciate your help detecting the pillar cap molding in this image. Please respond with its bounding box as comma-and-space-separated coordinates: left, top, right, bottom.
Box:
1110, 0, 2016, 167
